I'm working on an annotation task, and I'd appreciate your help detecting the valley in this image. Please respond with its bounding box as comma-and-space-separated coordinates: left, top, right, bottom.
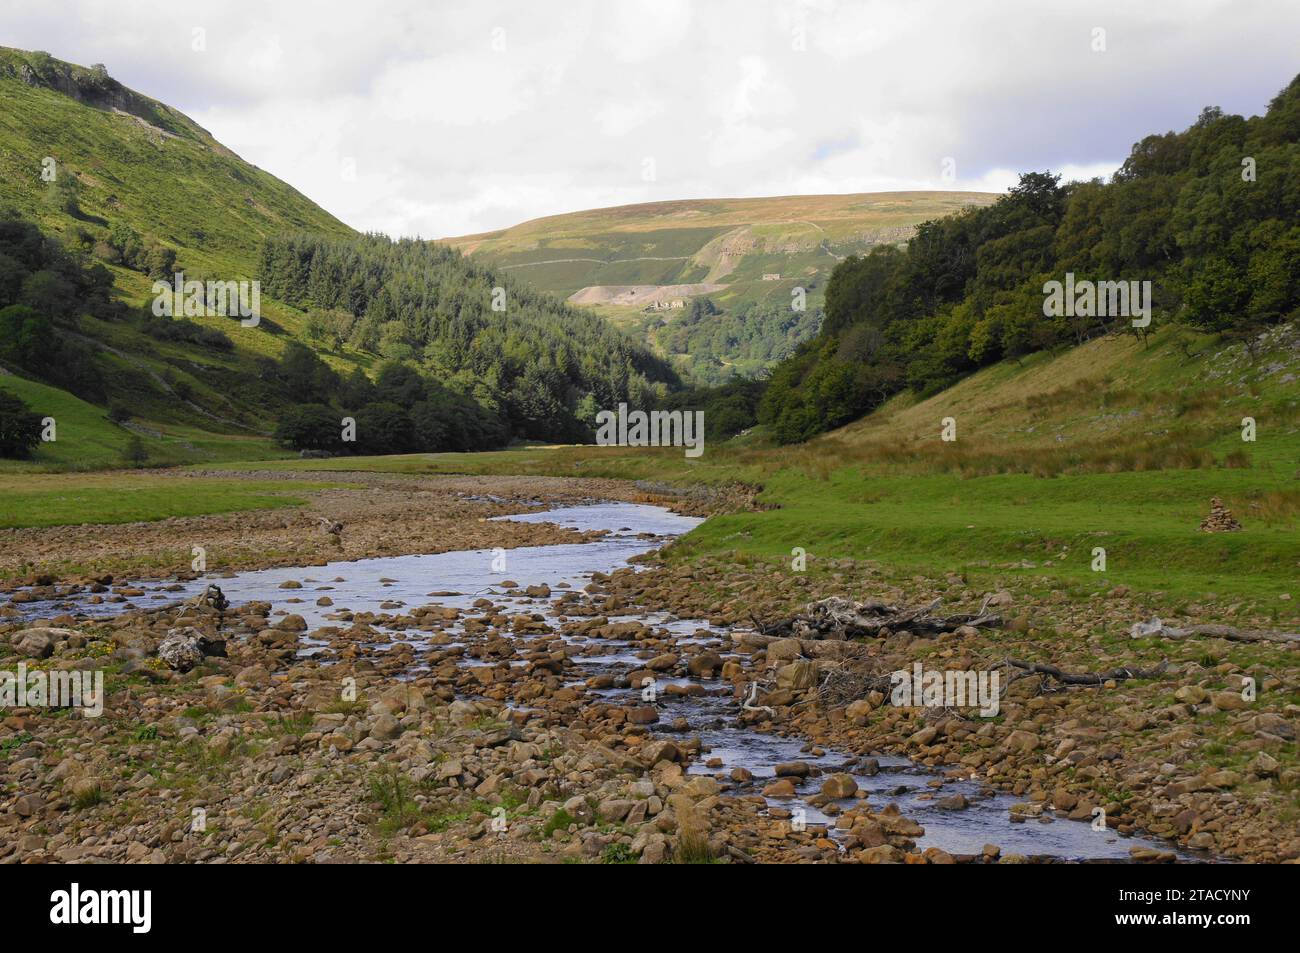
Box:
0, 39, 1296, 873
445, 191, 997, 383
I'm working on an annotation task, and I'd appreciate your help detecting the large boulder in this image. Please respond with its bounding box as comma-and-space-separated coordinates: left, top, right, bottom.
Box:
12, 627, 70, 658
157, 627, 226, 672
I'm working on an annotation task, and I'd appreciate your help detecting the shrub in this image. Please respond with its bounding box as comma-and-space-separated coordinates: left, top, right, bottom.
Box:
0, 390, 42, 459
273, 403, 339, 452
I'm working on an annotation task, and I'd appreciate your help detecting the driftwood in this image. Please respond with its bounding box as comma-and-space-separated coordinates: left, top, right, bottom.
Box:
1130, 618, 1300, 646
754, 596, 1001, 641
1001, 657, 1169, 687
740, 682, 776, 716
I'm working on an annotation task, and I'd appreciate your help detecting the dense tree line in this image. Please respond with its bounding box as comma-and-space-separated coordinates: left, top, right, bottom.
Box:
655, 377, 765, 441
655, 296, 823, 385
259, 233, 680, 444
759, 75, 1300, 444
270, 349, 509, 455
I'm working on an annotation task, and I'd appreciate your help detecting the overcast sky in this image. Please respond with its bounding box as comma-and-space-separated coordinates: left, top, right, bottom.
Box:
4, 0, 1298, 237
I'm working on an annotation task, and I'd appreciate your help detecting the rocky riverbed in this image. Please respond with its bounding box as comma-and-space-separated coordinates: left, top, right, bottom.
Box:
0, 486, 1294, 864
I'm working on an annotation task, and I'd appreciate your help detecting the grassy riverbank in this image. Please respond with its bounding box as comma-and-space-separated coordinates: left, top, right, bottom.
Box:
3, 326, 1296, 613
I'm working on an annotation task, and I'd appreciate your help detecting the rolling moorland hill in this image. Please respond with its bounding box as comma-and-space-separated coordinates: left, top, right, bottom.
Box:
0, 47, 674, 469
444, 191, 998, 383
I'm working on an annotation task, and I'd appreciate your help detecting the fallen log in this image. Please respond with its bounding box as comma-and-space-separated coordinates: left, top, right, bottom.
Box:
1130, 618, 1300, 645
1001, 657, 1169, 686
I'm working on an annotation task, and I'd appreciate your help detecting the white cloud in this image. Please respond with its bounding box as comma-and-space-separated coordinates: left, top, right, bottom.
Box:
2, 0, 1297, 236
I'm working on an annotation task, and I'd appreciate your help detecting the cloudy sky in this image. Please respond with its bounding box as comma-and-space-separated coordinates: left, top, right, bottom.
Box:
3, 0, 1298, 237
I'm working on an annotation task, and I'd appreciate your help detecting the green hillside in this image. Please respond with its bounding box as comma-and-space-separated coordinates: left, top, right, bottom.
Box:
0, 47, 352, 278
0, 46, 363, 463
0, 47, 676, 468
445, 191, 998, 383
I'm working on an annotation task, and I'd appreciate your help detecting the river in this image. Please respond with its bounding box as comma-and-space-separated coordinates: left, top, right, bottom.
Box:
7, 501, 1207, 862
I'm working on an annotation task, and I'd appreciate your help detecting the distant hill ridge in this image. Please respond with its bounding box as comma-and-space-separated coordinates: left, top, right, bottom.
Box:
445, 191, 998, 384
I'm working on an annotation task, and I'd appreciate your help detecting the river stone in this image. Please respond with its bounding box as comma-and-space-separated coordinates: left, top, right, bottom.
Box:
821, 774, 858, 798
369, 713, 401, 741
1211, 691, 1248, 711
687, 652, 723, 677
625, 706, 659, 725
14, 630, 56, 658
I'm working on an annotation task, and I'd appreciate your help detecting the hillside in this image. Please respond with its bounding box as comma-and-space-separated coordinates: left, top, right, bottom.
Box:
0, 46, 361, 463
0, 47, 674, 468
759, 74, 1300, 444
445, 191, 998, 383
0, 47, 352, 279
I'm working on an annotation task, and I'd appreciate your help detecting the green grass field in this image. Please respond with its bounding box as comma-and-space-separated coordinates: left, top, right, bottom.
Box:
0, 472, 339, 528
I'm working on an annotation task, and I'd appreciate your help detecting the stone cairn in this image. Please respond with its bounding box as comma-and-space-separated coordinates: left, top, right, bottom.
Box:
1200, 496, 1243, 532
